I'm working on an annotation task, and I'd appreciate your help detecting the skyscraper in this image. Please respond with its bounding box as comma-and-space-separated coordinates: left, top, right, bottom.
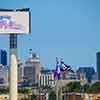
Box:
96, 52, 100, 80
24, 52, 40, 85
0, 50, 7, 66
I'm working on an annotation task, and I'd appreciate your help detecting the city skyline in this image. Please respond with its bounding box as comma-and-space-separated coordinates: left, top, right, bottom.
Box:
0, 0, 99, 70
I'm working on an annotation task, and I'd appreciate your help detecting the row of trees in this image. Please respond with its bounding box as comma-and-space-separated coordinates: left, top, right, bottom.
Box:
0, 88, 9, 94
62, 81, 100, 93
0, 87, 32, 94
0, 86, 55, 99
0, 87, 35, 100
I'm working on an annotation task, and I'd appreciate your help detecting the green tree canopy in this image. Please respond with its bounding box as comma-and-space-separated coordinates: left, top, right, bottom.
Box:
63, 81, 100, 93
62, 81, 89, 93
63, 81, 80, 92
18, 87, 32, 94
49, 91, 56, 100
87, 82, 100, 93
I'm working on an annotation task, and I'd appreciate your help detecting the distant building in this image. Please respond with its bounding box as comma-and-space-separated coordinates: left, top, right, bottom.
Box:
24, 53, 40, 85
40, 68, 55, 87
17, 59, 24, 83
0, 64, 8, 87
0, 50, 7, 66
77, 67, 95, 83
80, 72, 87, 86
63, 71, 78, 80
96, 52, 100, 80
24, 64, 35, 86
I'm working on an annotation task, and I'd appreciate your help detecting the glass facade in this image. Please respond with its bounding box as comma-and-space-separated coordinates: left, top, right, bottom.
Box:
77, 67, 95, 82
0, 50, 7, 65
97, 52, 100, 80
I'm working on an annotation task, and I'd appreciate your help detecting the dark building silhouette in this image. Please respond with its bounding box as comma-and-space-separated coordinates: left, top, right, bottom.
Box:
77, 67, 95, 83
97, 52, 100, 80
0, 50, 7, 66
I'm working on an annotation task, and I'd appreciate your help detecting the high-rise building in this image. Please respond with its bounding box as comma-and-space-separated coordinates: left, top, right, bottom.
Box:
0, 50, 7, 66
97, 52, 100, 80
24, 53, 40, 85
17, 59, 24, 83
77, 67, 95, 83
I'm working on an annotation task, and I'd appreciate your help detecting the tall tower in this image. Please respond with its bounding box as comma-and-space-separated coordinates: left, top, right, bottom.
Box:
96, 52, 100, 80
0, 49, 7, 66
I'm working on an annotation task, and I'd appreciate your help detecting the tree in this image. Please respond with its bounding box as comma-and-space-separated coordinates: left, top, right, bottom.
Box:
31, 94, 36, 100
18, 87, 32, 94
0, 88, 9, 94
87, 82, 100, 93
49, 91, 56, 100
63, 81, 100, 94
18, 87, 33, 100
63, 81, 81, 93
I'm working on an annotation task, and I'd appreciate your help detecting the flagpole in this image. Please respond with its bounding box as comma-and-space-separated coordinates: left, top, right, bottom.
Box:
56, 74, 62, 100
56, 79, 59, 100
60, 77, 62, 100
54, 57, 61, 100
59, 72, 63, 100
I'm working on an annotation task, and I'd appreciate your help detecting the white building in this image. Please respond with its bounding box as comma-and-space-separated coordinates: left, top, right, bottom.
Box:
40, 69, 55, 87
64, 71, 78, 80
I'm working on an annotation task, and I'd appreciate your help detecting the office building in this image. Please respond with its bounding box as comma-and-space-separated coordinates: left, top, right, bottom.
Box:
0, 50, 7, 66
77, 67, 95, 83
96, 52, 100, 80
24, 53, 40, 85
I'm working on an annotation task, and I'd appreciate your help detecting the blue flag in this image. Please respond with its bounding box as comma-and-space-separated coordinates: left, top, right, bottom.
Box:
54, 58, 60, 79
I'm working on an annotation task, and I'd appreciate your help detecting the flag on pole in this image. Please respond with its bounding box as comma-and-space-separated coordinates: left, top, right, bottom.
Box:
54, 58, 60, 79
60, 59, 71, 71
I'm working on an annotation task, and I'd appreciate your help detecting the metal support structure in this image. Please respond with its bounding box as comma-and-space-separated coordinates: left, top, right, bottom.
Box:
9, 34, 17, 100
0, 8, 30, 100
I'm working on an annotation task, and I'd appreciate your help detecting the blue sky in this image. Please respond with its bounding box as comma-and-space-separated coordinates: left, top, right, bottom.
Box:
0, 0, 100, 70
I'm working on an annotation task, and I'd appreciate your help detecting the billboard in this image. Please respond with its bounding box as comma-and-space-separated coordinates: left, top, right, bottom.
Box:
0, 11, 30, 34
